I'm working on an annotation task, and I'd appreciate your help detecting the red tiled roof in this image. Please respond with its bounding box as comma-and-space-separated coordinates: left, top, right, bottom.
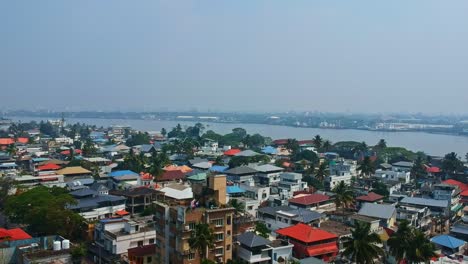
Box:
276, 223, 337, 243
16, 137, 29, 144
442, 179, 468, 191
0, 138, 15, 145
426, 166, 440, 173
0, 228, 32, 242
224, 149, 241, 156
289, 193, 330, 205
140, 172, 153, 180
60, 149, 82, 155
460, 189, 468, 197
37, 163, 61, 171
128, 244, 156, 257
356, 192, 384, 202
306, 244, 339, 256
273, 139, 289, 145
159, 170, 186, 181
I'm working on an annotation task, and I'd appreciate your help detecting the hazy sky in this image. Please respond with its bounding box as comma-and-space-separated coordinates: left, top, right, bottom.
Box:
1, 1, 468, 113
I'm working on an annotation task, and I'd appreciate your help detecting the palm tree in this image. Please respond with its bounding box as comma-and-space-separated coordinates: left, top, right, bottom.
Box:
332, 181, 354, 214
322, 140, 332, 152
406, 230, 437, 263
313, 135, 323, 150
343, 222, 384, 264
358, 156, 375, 177
228, 199, 245, 215
314, 162, 329, 182
387, 220, 412, 263
189, 223, 215, 260
375, 139, 387, 149
254, 222, 270, 238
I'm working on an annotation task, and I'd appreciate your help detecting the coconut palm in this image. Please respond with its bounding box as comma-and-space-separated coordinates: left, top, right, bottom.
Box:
332, 181, 354, 213
189, 223, 215, 259
406, 230, 437, 263
314, 162, 329, 182
313, 135, 323, 149
387, 220, 412, 263
375, 139, 387, 149
322, 140, 332, 152
358, 156, 375, 177
343, 221, 384, 264
228, 198, 245, 215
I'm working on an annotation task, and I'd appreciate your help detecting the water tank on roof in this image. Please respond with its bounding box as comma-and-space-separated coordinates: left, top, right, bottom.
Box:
53, 241, 61, 251
62, 239, 70, 249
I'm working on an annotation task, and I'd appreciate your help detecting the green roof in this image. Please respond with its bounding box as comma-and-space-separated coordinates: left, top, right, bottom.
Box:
187, 173, 207, 181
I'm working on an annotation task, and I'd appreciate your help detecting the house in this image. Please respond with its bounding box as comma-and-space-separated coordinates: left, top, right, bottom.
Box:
225, 166, 257, 186
257, 206, 323, 231
374, 169, 411, 183
276, 223, 339, 261
127, 244, 157, 264
0, 228, 32, 242
92, 218, 156, 262
357, 203, 396, 228
254, 164, 284, 185
432, 184, 463, 217
288, 193, 332, 210
430, 234, 466, 256
391, 161, 414, 172
396, 204, 431, 233
355, 192, 384, 208
399, 197, 450, 217
68, 188, 126, 221
236, 232, 294, 264
350, 214, 382, 232
277, 172, 308, 200
234, 150, 261, 157
55, 166, 92, 178
110, 187, 158, 215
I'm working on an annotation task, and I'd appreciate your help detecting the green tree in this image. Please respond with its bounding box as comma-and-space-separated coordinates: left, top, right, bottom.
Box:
232, 127, 247, 138
313, 135, 323, 150
188, 223, 215, 260
254, 222, 270, 238
0, 177, 13, 209
228, 199, 245, 215
5, 143, 17, 157
387, 220, 412, 263
343, 222, 384, 264
411, 156, 427, 180
161, 128, 167, 137
322, 140, 332, 152
314, 162, 329, 182
126, 132, 151, 147
148, 152, 170, 180
441, 152, 464, 173
303, 175, 324, 190
82, 139, 97, 157
71, 243, 87, 264
332, 181, 354, 214
375, 139, 387, 149
285, 139, 300, 155
358, 156, 375, 177
5, 186, 85, 240
214, 156, 225, 166
371, 181, 389, 197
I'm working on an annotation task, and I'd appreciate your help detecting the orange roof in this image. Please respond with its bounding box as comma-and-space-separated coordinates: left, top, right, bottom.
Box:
276, 223, 337, 243
16, 137, 29, 144
115, 209, 130, 216
224, 149, 241, 156
306, 244, 339, 256
0, 228, 32, 242
0, 138, 15, 145
60, 149, 82, 155
140, 172, 153, 180
163, 165, 192, 173
442, 179, 468, 191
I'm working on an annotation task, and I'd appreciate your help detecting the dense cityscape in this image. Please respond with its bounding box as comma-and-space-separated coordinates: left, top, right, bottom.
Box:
0, 119, 466, 263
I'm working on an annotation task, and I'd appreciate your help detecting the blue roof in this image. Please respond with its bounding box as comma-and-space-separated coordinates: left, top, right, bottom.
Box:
32, 158, 50, 162
431, 235, 465, 249
227, 186, 246, 194
210, 165, 228, 172
93, 138, 108, 143
109, 170, 138, 177
261, 146, 278, 154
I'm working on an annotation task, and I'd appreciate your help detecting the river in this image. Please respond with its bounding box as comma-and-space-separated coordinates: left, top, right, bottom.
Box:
10, 116, 468, 157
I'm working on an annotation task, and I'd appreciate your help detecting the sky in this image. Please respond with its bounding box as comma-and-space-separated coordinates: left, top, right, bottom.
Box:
1, 1, 468, 114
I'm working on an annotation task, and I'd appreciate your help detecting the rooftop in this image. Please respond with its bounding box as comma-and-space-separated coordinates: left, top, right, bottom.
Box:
358, 203, 396, 220
289, 193, 330, 206
276, 223, 337, 243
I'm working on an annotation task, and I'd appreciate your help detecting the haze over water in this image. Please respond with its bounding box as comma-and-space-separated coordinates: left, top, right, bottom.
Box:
12, 117, 468, 157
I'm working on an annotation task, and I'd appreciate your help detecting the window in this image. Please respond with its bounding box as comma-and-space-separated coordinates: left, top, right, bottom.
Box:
188, 222, 196, 230
227, 216, 231, 225
137, 241, 143, 247
247, 206, 253, 210
226, 244, 231, 251
149, 238, 155, 244
135, 225, 139, 232
147, 256, 152, 262
215, 233, 224, 241
215, 247, 224, 256
227, 230, 231, 237
211, 218, 224, 227
188, 253, 195, 260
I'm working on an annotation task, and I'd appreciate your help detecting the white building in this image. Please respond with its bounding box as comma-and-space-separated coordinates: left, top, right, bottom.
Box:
94, 218, 156, 257
277, 172, 308, 200
374, 169, 411, 183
